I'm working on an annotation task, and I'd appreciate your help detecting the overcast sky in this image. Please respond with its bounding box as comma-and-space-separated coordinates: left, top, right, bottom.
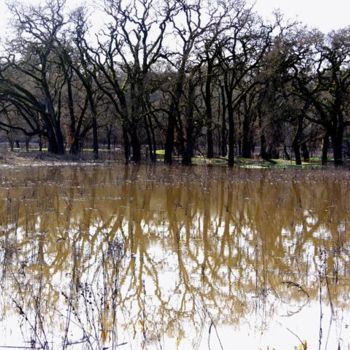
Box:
254, 0, 350, 32
0, 0, 349, 41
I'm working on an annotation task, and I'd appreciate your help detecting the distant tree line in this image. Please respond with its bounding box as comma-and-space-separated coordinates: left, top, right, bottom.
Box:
1, 0, 350, 166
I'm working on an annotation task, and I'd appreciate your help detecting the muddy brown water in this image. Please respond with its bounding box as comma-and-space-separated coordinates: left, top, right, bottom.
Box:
0, 165, 349, 349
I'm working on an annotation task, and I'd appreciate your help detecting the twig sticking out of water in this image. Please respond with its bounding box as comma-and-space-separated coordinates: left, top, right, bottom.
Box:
319, 271, 323, 350
11, 298, 49, 350
285, 327, 307, 350
196, 298, 224, 350
208, 321, 213, 350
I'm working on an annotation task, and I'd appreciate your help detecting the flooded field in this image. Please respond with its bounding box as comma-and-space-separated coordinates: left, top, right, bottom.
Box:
0, 165, 350, 349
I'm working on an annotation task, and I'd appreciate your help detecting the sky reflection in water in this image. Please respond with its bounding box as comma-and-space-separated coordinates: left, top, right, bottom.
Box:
0, 165, 349, 349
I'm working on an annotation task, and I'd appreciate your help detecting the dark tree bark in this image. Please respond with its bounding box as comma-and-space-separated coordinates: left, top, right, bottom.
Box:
122, 125, 130, 164
227, 94, 235, 167
182, 76, 196, 165
144, 115, 156, 163
260, 133, 268, 160
130, 128, 141, 163
321, 132, 329, 165
292, 116, 303, 165
292, 141, 302, 165
220, 85, 227, 157
205, 59, 214, 159
242, 114, 253, 158
164, 105, 177, 165
301, 143, 309, 162
283, 145, 291, 160
330, 126, 344, 166
106, 126, 112, 150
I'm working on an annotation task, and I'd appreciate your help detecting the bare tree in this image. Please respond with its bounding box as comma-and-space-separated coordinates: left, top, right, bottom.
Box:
77, 0, 173, 163
290, 28, 350, 165
0, 0, 70, 154
162, 0, 220, 164
217, 3, 275, 166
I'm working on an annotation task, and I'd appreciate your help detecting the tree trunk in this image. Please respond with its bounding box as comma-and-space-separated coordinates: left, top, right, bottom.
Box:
144, 115, 156, 163
47, 137, 58, 154
8, 133, 14, 152
292, 116, 303, 165
90, 105, 98, 160
182, 131, 194, 165
331, 126, 343, 166
267, 145, 279, 159
283, 145, 291, 160
149, 115, 157, 162
25, 137, 30, 152
321, 131, 329, 165
47, 125, 65, 155
70, 139, 81, 155
165, 66, 186, 165
182, 77, 195, 166
220, 85, 227, 157
242, 113, 252, 158
122, 125, 130, 164
207, 123, 214, 158
55, 125, 65, 155
227, 102, 235, 167
292, 142, 302, 165
130, 128, 141, 163
39, 134, 43, 152
106, 127, 112, 151
260, 134, 268, 159
92, 116, 98, 160
205, 60, 214, 159
301, 143, 310, 162
164, 113, 175, 164
346, 140, 350, 159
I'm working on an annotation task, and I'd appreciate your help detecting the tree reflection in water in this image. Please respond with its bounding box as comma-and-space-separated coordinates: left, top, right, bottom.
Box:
0, 165, 349, 349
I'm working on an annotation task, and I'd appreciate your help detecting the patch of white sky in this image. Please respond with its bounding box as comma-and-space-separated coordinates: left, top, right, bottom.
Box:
253, 0, 350, 33
0, 0, 350, 46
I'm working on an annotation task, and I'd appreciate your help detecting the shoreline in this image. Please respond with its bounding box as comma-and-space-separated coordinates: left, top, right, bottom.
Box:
0, 150, 348, 170
0, 151, 123, 168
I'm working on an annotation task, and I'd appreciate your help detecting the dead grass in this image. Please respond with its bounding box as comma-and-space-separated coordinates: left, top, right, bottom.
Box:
0, 151, 112, 168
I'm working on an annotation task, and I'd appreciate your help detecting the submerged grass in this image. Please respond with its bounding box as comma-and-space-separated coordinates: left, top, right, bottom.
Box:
192, 155, 329, 169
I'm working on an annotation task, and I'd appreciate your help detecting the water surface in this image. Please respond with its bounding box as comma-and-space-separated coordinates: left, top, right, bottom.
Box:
0, 165, 349, 349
